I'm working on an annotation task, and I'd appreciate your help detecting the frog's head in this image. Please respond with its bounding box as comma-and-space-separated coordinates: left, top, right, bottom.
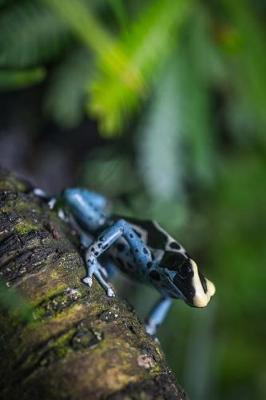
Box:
173, 258, 215, 307
158, 252, 215, 307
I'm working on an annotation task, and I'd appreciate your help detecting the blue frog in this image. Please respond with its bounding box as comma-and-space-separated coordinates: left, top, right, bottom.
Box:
33, 187, 215, 335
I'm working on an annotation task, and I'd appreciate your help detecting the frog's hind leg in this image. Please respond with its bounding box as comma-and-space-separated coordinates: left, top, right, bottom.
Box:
32, 188, 57, 209
62, 188, 110, 232
145, 297, 173, 336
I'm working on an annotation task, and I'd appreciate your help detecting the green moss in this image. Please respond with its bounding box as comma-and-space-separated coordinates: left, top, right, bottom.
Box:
0, 175, 27, 192
0, 180, 15, 191
31, 284, 68, 309
52, 329, 75, 355
14, 220, 39, 235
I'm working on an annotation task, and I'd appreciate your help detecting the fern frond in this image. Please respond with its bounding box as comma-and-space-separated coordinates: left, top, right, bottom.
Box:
90, 0, 192, 135
44, 0, 114, 56
0, 67, 45, 90
44, 49, 91, 128
0, 0, 72, 67
44, 0, 191, 135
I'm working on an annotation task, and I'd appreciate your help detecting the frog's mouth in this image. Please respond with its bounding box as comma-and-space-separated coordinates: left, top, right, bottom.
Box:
189, 260, 216, 308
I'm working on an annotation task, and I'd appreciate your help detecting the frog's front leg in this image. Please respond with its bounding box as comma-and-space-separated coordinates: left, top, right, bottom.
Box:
83, 219, 153, 297
145, 297, 173, 336
83, 255, 114, 296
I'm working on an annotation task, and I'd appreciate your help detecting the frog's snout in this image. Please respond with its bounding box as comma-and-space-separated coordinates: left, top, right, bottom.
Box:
206, 278, 216, 297
190, 260, 216, 308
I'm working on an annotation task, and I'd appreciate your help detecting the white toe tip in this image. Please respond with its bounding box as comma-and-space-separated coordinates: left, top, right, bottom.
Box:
107, 288, 115, 297
83, 277, 93, 287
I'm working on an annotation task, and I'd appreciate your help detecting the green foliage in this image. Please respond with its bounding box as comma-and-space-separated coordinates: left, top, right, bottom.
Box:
44, 0, 191, 133
44, 49, 91, 128
223, 0, 266, 138
210, 154, 266, 317
89, 0, 191, 134
81, 147, 139, 198
107, 0, 128, 30
0, 280, 33, 323
137, 57, 185, 201
0, 67, 45, 89
1, 0, 266, 142
0, 0, 72, 67
44, 0, 113, 55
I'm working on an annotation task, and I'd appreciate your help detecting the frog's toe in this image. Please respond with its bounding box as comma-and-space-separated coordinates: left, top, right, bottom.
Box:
107, 287, 115, 297
82, 276, 93, 287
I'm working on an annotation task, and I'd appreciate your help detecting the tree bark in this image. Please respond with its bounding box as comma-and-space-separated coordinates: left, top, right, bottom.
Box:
0, 168, 188, 400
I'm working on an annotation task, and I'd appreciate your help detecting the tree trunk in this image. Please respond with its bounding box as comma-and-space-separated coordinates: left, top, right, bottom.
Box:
0, 168, 188, 400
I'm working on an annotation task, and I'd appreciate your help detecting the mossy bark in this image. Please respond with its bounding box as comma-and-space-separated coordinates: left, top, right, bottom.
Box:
0, 169, 188, 400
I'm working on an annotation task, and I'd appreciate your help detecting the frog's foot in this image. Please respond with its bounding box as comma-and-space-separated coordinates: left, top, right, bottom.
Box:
33, 188, 57, 209
145, 321, 157, 336
82, 260, 115, 297
145, 297, 172, 337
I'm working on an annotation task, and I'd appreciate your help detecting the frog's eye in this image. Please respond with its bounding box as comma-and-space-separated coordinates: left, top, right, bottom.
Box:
178, 259, 193, 279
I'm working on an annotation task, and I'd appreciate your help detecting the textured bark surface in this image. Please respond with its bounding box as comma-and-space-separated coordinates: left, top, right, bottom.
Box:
0, 169, 188, 400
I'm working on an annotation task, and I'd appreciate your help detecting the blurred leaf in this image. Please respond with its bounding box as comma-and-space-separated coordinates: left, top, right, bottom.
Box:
0, 280, 33, 323
138, 6, 217, 189
0, 67, 46, 90
137, 57, 184, 201
183, 304, 217, 400
81, 147, 139, 197
46, 0, 191, 134
209, 154, 266, 317
175, 40, 215, 184
188, 6, 227, 86
0, 0, 72, 67
44, 48, 91, 128
44, 0, 114, 55
129, 194, 188, 233
90, 0, 192, 134
108, 0, 128, 31
226, 96, 261, 145
223, 0, 266, 138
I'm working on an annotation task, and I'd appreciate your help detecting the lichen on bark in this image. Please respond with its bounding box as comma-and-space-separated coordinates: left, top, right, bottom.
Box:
0, 168, 188, 400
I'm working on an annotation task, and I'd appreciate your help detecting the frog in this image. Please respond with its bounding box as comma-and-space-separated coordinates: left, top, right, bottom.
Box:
33, 187, 215, 335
